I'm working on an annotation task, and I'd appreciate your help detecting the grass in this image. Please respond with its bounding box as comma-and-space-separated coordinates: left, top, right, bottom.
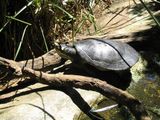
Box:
1, 0, 159, 61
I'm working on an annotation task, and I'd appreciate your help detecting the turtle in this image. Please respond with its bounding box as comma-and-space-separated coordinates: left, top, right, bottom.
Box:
54, 38, 139, 72
54, 38, 139, 113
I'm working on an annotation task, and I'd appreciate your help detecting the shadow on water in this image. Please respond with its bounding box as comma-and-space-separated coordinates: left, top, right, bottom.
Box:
129, 53, 160, 120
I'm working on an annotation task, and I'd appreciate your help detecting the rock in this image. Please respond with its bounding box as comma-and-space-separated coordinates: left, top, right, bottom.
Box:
0, 83, 102, 120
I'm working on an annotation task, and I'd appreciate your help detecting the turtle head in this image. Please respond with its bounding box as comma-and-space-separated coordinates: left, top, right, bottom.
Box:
54, 42, 77, 61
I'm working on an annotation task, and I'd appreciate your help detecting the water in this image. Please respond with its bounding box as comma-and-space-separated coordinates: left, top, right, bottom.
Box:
78, 53, 160, 120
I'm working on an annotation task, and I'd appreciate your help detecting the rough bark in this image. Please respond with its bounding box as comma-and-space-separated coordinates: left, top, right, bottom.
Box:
0, 49, 63, 90
18, 49, 63, 71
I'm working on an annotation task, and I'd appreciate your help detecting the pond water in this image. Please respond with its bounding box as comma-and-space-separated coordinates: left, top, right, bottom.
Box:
78, 52, 160, 120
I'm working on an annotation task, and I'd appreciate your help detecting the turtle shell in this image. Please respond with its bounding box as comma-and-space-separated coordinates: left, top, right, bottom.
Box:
74, 38, 139, 71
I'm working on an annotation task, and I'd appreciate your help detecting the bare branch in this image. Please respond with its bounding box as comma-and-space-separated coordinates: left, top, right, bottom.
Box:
0, 49, 63, 90
18, 49, 63, 71
0, 49, 62, 73
22, 67, 151, 120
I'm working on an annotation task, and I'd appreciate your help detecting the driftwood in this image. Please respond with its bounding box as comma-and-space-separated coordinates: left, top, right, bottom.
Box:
0, 49, 151, 120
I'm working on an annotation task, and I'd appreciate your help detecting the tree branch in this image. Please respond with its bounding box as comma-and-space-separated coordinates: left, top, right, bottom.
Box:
18, 49, 63, 71
0, 49, 62, 74
0, 49, 63, 90
22, 68, 151, 120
